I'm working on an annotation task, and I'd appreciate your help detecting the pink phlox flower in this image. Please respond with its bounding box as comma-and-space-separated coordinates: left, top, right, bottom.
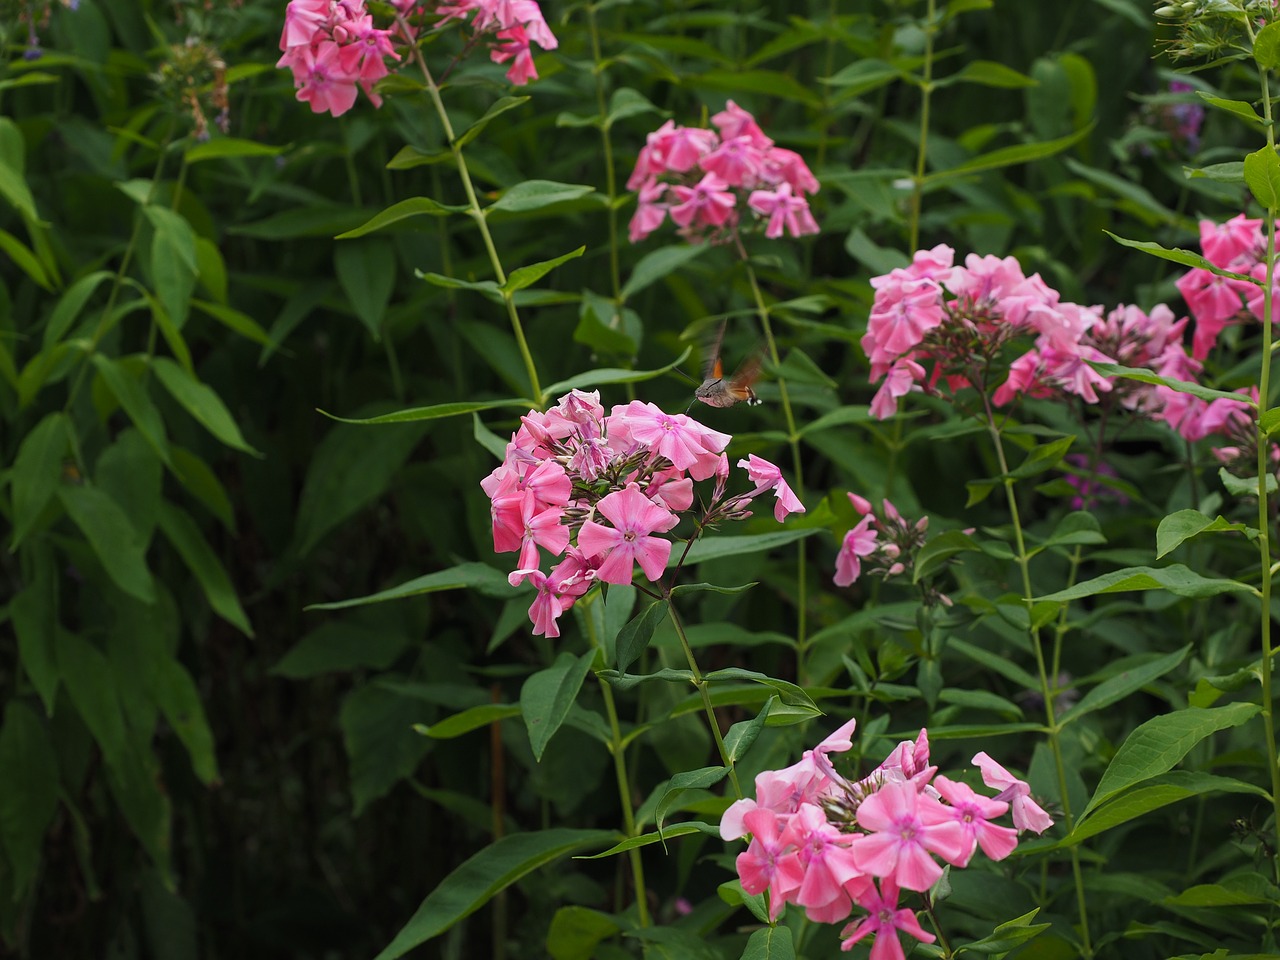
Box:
1245, 260, 1280, 324
505, 0, 557, 48
869, 357, 924, 420
779, 803, 861, 916
286, 41, 360, 116
848, 492, 873, 516
628, 177, 668, 242
629, 122, 718, 185
971, 752, 1054, 835
1176, 268, 1247, 359
281, 0, 333, 50
669, 171, 738, 231
747, 182, 820, 239
648, 469, 695, 513
701, 134, 769, 188
863, 278, 945, 367
513, 492, 569, 572
737, 454, 805, 521
568, 436, 613, 480
764, 146, 820, 196
511, 549, 592, 637
851, 780, 969, 891
711, 100, 771, 146
489, 493, 524, 554
736, 808, 805, 921
614, 401, 730, 479
875, 729, 935, 789
490, 25, 538, 85
839, 877, 935, 960
575, 483, 678, 584
931, 776, 1017, 866
553, 388, 605, 426
1200, 214, 1263, 268
834, 515, 877, 587
943, 252, 1027, 309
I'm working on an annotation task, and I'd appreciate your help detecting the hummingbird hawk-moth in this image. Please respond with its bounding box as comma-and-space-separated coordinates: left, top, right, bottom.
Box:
693, 322, 763, 408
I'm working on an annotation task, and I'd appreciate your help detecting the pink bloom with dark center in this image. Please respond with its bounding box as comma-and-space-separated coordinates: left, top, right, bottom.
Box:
851, 780, 969, 891
839, 877, 935, 960
736, 808, 805, 921
711, 100, 771, 146
931, 776, 1017, 866
669, 172, 737, 230
576, 483, 678, 584
779, 803, 862, 919
971, 752, 1054, 835
748, 182, 820, 239
511, 550, 592, 637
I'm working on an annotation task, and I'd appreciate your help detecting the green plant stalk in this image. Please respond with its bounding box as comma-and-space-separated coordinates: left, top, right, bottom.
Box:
1250, 33, 1280, 877
740, 253, 809, 667
666, 601, 744, 799
983, 411, 1092, 956
908, 0, 936, 253
583, 605, 652, 926
396, 16, 544, 407
587, 4, 622, 305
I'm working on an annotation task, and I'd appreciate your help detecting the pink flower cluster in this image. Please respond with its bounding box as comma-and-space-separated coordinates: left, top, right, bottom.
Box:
481, 390, 804, 637
1176, 214, 1278, 359
721, 721, 1050, 960
626, 101, 820, 244
277, 0, 557, 116
834, 495, 929, 590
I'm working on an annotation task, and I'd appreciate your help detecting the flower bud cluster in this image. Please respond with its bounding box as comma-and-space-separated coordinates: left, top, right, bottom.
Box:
626, 101, 820, 244
721, 721, 1051, 958
481, 390, 804, 637
833, 495, 929, 589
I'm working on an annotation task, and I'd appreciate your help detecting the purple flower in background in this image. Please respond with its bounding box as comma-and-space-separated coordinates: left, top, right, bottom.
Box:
1166, 80, 1205, 152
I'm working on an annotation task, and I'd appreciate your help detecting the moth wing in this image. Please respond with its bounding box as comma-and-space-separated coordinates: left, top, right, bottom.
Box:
701, 320, 728, 381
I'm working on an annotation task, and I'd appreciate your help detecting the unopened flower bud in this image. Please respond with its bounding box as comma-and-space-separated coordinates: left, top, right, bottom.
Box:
848, 492, 872, 515
887, 562, 905, 576
882, 543, 900, 559
915, 516, 929, 532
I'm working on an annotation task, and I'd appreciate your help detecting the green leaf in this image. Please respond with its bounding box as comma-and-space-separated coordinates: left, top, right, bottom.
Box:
1063, 771, 1270, 846
1009, 435, 1075, 480
145, 206, 198, 328
1083, 702, 1262, 817
0, 228, 51, 290
541, 347, 693, 396
341, 683, 431, 814
1040, 511, 1107, 550
1164, 874, 1280, 908
1102, 235, 1261, 286
1038, 564, 1255, 602
486, 180, 595, 214
9, 549, 60, 715
1058, 646, 1191, 725
1184, 161, 1245, 183
319, 398, 528, 425
621, 245, 706, 301
306, 562, 515, 610
1197, 94, 1263, 127
272, 622, 411, 677
701, 668, 822, 721
501, 246, 586, 294
0, 147, 38, 220
1244, 145, 1280, 211
615, 600, 669, 673
949, 637, 1040, 691
1156, 509, 1251, 559
820, 58, 901, 94
1095, 361, 1253, 403
653, 765, 728, 831
924, 124, 1093, 185
521, 650, 598, 761
1220, 467, 1279, 498
955, 908, 1049, 955
171, 445, 235, 531
335, 197, 470, 238
151, 357, 261, 456
545, 906, 621, 960
91, 354, 172, 467
913, 530, 980, 583
944, 60, 1037, 89
690, 69, 822, 107
456, 95, 530, 149
420, 704, 522, 739
57, 631, 127, 766
151, 657, 220, 786
43, 270, 113, 348
10, 411, 70, 549
1255, 21, 1280, 70
682, 528, 819, 564
336, 238, 396, 339
724, 698, 773, 763
372, 830, 615, 960
740, 925, 796, 960
184, 137, 285, 163
157, 502, 253, 637
0, 701, 59, 896
577, 822, 713, 860
191, 299, 274, 346
669, 581, 757, 598
58, 484, 156, 603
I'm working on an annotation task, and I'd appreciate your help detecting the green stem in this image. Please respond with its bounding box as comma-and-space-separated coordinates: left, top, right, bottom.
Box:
666, 602, 743, 799
922, 893, 954, 959
397, 16, 545, 407
908, 0, 936, 252
587, 4, 622, 305
1250, 23, 1280, 878
583, 604, 651, 926
982, 406, 1093, 957
739, 250, 809, 672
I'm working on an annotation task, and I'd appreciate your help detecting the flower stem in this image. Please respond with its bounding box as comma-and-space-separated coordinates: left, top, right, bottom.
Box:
739, 249, 809, 674
587, 3, 622, 305
396, 16, 545, 407
982, 405, 1092, 956
908, 0, 936, 253
922, 893, 954, 959
583, 604, 651, 926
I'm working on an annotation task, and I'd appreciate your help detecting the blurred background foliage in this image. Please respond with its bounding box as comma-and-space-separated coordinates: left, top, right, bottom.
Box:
0, 0, 1262, 957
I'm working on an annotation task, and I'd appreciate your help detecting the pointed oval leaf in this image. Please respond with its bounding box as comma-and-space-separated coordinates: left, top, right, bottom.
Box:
741, 926, 796, 960
615, 600, 669, 673
1058, 645, 1191, 726
486, 180, 594, 214
421, 704, 522, 739
1038, 564, 1255, 602
501, 246, 585, 294
151, 357, 261, 456
1156, 508, 1250, 558
306, 562, 516, 610
57, 484, 155, 603
10, 411, 70, 549
541, 347, 693, 397
336, 196, 471, 238
157, 502, 253, 636
521, 650, 598, 761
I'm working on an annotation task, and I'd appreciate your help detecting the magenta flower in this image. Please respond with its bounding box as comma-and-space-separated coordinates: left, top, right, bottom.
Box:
490, 25, 538, 85
971, 752, 1054, 835
737, 454, 805, 521
669, 172, 738, 231
736, 808, 805, 920
779, 803, 862, 918
747, 182, 820, 239
932, 776, 1017, 866
512, 550, 591, 638
834, 515, 877, 587
839, 877, 936, 960
513, 493, 569, 572
850, 780, 969, 891
614, 401, 730, 480
576, 484, 678, 584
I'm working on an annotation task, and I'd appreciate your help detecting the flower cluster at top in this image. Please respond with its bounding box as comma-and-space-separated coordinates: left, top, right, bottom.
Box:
481, 390, 804, 637
861, 242, 1263, 456
721, 721, 1051, 960
277, 0, 557, 116
627, 101, 821, 244
834, 495, 927, 587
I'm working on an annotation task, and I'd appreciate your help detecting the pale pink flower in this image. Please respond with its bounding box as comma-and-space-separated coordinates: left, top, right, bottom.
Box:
834, 515, 877, 587
513, 493, 569, 572
931, 776, 1017, 866
669, 172, 737, 231
851, 780, 969, 891
779, 803, 862, 919
736, 808, 805, 921
628, 178, 668, 242
971, 752, 1054, 835
839, 877, 935, 960
748, 182, 820, 239
737, 454, 805, 521
490, 25, 538, 85
764, 146, 820, 196
700, 135, 768, 188
613, 401, 730, 480
576, 484, 678, 584
512, 550, 592, 637
711, 100, 771, 147
869, 358, 924, 419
